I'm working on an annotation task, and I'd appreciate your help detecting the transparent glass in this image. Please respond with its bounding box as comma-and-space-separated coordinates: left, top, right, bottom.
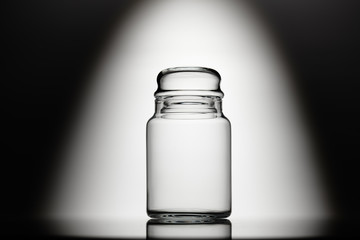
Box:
147, 67, 231, 220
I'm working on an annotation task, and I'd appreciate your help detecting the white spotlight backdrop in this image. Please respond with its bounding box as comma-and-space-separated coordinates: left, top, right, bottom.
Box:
45, 0, 331, 223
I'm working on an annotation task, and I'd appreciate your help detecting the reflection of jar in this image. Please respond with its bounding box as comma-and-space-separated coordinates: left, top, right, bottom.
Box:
147, 67, 231, 220
146, 219, 231, 240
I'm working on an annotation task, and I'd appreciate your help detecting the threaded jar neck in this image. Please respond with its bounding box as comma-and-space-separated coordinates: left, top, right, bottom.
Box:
154, 96, 223, 119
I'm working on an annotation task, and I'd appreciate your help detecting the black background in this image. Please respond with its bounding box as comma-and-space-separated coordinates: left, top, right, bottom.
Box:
1, 0, 360, 237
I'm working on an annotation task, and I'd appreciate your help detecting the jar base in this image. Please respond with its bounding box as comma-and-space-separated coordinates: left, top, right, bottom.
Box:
147, 210, 231, 223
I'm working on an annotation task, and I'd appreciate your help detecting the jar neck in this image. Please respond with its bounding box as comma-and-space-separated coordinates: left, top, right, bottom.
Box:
154, 96, 223, 119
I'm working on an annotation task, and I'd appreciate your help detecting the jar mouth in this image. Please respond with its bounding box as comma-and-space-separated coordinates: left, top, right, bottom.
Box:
158, 67, 221, 80
155, 66, 224, 98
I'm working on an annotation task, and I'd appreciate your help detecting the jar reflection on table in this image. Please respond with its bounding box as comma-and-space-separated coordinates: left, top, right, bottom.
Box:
146, 219, 231, 240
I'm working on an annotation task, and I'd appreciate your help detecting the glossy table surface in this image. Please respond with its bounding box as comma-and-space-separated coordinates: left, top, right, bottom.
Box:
4, 218, 352, 239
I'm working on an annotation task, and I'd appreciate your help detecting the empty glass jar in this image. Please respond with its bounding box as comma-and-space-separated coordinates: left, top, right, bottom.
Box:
146, 67, 231, 220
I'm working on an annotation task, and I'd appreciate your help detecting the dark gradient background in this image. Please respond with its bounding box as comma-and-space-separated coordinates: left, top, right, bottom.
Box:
1, 0, 360, 237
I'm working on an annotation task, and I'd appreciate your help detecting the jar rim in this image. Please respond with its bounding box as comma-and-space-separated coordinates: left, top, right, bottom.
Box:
157, 66, 221, 82
155, 66, 224, 98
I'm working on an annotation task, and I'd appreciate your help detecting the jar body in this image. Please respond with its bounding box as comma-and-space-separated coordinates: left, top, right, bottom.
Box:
146, 96, 231, 219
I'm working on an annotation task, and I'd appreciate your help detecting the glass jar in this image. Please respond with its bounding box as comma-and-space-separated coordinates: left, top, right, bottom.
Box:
147, 67, 231, 220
